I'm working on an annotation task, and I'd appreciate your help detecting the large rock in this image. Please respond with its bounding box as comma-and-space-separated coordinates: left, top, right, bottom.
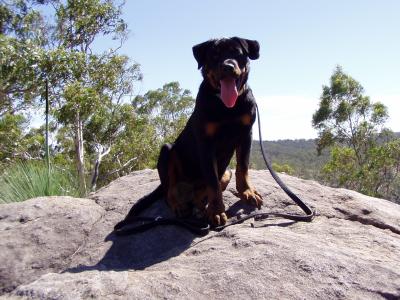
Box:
0, 196, 105, 295
1, 169, 399, 299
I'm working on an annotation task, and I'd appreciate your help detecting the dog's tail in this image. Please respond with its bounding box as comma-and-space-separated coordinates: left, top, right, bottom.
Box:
114, 184, 164, 231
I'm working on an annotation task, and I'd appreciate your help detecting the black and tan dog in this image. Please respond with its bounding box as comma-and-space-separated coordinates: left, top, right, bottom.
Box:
115, 37, 263, 229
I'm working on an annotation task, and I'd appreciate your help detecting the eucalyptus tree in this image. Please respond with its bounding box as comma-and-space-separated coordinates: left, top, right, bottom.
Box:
47, 0, 137, 193
313, 66, 399, 201
1, 0, 142, 193
0, 0, 49, 115
132, 82, 195, 144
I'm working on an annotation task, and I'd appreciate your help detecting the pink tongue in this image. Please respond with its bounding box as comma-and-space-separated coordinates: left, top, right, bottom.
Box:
220, 78, 238, 108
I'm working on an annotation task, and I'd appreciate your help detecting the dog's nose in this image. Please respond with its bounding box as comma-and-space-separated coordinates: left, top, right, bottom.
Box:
222, 59, 236, 73
222, 63, 235, 73
222, 59, 238, 74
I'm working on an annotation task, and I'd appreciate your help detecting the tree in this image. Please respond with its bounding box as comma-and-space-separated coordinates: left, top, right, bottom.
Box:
1, 2, 196, 195
312, 66, 388, 158
1, 0, 142, 194
313, 66, 400, 201
46, 0, 136, 193
0, 0, 49, 115
90, 82, 195, 189
132, 82, 195, 144
94, 107, 160, 187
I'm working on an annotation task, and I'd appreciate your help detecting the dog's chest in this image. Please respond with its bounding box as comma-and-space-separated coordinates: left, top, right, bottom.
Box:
204, 113, 252, 138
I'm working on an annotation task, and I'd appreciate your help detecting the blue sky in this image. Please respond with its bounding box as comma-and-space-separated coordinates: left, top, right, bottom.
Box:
98, 0, 400, 140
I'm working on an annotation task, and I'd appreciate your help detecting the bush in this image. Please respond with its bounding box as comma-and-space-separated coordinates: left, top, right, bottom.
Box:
0, 161, 82, 204
272, 162, 295, 175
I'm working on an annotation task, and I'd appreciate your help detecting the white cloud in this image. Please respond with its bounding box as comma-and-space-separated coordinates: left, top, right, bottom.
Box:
254, 95, 320, 141
253, 94, 400, 141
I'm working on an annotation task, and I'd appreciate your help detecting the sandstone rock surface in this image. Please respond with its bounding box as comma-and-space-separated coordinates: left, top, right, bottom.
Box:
1, 169, 399, 299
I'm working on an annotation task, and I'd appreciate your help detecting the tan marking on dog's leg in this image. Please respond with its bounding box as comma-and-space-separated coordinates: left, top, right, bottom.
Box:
220, 169, 232, 191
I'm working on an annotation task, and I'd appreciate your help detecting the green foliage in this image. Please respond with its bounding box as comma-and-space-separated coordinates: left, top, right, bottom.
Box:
1, 0, 142, 192
0, 113, 26, 162
49, 0, 140, 192
55, 0, 127, 50
132, 82, 195, 144
0, 0, 50, 114
0, 0, 49, 42
322, 141, 400, 202
312, 65, 388, 158
0, 113, 45, 165
58, 82, 100, 124
272, 162, 294, 175
313, 66, 399, 202
363, 140, 400, 201
322, 146, 359, 187
0, 34, 44, 114
0, 1, 195, 194
0, 160, 81, 204
92, 105, 155, 182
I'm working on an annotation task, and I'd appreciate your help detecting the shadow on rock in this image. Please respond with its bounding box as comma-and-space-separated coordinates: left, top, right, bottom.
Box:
66, 225, 196, 273
64, 200, 296, 274
65, 199, 197, 273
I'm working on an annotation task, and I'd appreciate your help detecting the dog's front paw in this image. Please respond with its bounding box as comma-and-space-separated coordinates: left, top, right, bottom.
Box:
206, 203, 227, 226
240, 188, 263, 209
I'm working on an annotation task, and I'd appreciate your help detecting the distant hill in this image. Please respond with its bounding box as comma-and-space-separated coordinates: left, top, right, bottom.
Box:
251, 132, 400, 180
250, 139, 329, 180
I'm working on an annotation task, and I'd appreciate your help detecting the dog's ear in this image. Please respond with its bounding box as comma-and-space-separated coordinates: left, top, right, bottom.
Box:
192, 40, 214, 69
233, 37, 260, 60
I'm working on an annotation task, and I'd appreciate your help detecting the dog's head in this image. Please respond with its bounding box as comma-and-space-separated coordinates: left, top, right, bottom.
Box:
193, 37, 260, 108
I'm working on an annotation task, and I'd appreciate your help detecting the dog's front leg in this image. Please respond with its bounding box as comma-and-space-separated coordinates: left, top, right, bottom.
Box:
236, 129, 263, 209
197, 140, 227, 226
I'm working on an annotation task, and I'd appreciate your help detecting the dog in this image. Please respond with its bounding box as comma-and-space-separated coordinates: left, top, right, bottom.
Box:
115, 37, 262, 229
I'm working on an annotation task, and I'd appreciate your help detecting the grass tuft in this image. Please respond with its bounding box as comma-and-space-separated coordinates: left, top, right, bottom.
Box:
0, 161, 82, 204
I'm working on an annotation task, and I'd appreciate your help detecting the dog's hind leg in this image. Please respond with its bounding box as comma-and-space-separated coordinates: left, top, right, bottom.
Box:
157, 143, 173, 189
159, 144, 193, 217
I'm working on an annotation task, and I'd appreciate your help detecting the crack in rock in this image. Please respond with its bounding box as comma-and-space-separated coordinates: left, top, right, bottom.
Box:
334, 207, 400, 235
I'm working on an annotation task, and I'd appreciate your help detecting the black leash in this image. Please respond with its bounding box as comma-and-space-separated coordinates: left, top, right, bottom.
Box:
115, 103, 315, 236
115, 216, 211, 236
253, 103, 315, 222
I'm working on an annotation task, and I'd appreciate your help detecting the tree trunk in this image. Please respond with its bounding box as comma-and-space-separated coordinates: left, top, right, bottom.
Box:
90, 146, 111, 191
74, 111, 87, 194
